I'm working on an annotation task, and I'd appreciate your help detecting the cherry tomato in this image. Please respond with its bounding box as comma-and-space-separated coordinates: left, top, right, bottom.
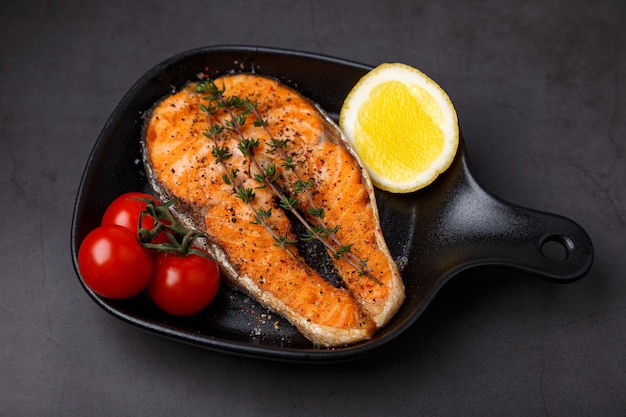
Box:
101, 192, 169, 245
148, 250, 220, 316
78, 225, 153, 299
102, 192, 157, 231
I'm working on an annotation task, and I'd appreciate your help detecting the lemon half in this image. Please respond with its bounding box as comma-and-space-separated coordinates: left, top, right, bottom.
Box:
339, 63, 459, 193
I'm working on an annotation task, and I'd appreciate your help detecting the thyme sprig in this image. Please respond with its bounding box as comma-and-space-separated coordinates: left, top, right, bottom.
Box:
200, 98, 309, 272
196, 78, 380, 284
248, 102, 374, 277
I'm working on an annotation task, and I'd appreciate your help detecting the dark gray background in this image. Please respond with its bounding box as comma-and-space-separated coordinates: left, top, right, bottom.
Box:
2, 1, 624, 416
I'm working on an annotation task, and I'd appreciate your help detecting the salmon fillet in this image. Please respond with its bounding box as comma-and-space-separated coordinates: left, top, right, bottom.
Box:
142, 73, 404, 346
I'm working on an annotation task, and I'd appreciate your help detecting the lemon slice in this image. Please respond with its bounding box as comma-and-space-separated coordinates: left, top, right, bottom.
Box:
339, 63, 459, 193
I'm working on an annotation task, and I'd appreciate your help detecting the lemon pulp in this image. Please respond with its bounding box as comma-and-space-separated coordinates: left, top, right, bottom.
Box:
354, 80, 445, 182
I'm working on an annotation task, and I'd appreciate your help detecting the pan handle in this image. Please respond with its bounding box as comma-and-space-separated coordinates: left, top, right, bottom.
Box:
446, 157, 594, 283
482, 203, 594, 282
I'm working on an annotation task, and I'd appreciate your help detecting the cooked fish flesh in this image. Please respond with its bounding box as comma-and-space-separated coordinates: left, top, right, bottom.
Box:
142, 73, 404, 346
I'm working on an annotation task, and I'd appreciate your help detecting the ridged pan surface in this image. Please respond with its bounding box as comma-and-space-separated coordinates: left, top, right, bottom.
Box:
71, 46, 593, 362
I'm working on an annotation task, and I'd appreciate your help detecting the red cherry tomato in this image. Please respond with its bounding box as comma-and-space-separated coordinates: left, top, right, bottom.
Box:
102, 192, 157, 231
78, 225, 153, 299
148, 250, 220, 316
101, 192, 169, 245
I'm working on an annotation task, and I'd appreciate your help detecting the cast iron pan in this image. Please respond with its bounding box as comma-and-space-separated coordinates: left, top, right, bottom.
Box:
70, 45, 594, 362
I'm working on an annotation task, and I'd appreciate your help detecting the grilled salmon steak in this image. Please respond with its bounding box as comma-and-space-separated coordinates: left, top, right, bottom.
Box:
142, 73, 404, 346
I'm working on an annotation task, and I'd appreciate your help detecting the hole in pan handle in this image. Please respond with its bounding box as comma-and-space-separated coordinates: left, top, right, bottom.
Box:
412, 139, 595, 285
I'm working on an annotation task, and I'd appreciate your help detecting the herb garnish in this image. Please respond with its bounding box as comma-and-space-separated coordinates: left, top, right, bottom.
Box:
196, 78, 380, 284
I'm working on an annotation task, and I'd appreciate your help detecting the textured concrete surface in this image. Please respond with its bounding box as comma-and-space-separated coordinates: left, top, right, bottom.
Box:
1, 1, 624, 416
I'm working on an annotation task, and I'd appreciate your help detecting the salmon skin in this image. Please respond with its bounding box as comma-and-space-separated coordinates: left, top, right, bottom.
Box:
142, 73, 404, 346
